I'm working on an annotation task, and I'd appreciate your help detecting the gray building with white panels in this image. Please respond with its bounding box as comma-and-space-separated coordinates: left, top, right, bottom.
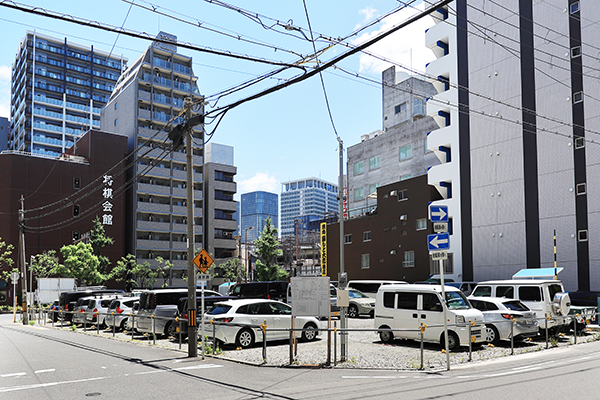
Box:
425, 0, 600, 291
346, 67, 439, 213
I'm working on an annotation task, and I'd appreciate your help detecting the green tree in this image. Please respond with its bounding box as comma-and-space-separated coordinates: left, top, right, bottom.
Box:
59, 242, 104, 286
254, 218, 287, 281
90, 216, 114, 275
219, 258, 243, 283
0, 238, 15, 281
156, 256, 173, 288
111, 254, 159, 290
30, 249, 62, 278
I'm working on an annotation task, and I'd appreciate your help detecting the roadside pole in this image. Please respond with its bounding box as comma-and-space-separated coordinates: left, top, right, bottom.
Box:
185, 100, 197, 357
19, 196, 28, 325
337, 137, 347, 362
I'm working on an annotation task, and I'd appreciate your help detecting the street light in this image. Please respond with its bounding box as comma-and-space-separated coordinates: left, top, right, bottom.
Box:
244, 226, 254, 282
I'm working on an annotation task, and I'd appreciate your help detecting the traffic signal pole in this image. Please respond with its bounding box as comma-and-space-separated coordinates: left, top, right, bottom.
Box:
19, 196, 28, 325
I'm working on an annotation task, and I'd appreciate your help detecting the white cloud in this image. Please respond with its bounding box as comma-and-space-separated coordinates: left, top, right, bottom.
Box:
0, 65, 10, 118
355, 6, 378, 30
237, 172, 279, 195
352, 5, 435, 76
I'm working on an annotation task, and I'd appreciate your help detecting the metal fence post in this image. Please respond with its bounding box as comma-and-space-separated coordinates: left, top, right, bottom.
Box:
468, 322, 472, 362
112, 312, 116, 337
152, 315, 156, 345
130, 313, 134, 341
420, 324, 425, 369
178, 318, 182, 350
212, 320, 216, 354
574, 313, 578, 344
510, 318, 515, 355
334, 322, 337, 366
262, 319, 267, 363
545, 313, 549, 349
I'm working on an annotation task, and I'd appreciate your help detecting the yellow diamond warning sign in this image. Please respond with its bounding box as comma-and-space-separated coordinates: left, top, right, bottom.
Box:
193, 249, 213, 273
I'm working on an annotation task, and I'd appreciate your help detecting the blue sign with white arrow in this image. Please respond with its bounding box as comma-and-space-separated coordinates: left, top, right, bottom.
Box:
429, 205, 448, 222
428, 233, 450, 252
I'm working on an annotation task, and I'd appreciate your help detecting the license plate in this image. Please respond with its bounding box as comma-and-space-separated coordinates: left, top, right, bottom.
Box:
471, 335, 476, 343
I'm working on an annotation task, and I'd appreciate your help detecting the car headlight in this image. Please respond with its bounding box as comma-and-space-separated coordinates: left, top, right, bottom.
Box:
455, 315, 465, 324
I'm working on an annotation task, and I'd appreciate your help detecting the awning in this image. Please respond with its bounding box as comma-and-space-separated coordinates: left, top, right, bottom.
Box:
512, 268, 563, 279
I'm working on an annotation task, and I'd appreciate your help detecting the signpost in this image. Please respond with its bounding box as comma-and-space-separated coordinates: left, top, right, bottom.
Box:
193, 249, 214, 359
428, 205, 450, 370
10, 272, 19, 323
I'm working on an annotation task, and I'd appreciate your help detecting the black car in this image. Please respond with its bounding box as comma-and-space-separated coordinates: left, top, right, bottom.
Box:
57, 289, 124, 322
229, 281, 288, 302
169, 295, 236, 337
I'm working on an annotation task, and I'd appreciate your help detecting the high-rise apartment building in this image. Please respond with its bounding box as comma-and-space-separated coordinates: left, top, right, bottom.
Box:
347, 67, 439, 213
0, 117, 8, 151
424, 1, 600, 291
280, 178, 338, 237
204, 143, 237, 263
101, 32, 204, 283
241, 191, 278, 243
10, 31, 126, 156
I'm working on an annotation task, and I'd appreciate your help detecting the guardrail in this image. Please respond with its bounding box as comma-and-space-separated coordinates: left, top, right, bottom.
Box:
18, 307, 600, 370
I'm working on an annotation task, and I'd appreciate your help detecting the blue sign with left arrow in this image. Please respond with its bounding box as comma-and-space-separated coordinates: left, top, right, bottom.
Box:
428, 233, 450, 252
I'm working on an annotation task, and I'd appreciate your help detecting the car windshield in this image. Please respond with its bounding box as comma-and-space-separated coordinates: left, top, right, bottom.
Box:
209, 305, 232, 315
503, 300, 529, 311
445, 291, 471, 310
348, 289, 368, 299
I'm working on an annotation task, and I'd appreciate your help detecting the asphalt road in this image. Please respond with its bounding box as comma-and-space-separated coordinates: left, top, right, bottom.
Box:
2, 313, 600, 399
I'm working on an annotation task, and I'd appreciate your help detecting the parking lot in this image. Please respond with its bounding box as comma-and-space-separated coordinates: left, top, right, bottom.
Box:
36, 312, 600, 370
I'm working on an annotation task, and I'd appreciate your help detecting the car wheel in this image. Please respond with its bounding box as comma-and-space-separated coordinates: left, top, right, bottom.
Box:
485, 324, 500, 345
379, 326, 394, 344
120, 319, 127, 332
167, 321, 178, 337
163, 321, 173, 337
236, 328, 255, 349
301, 323, 318, 342
441, 331, 460, 351
348, 305, 358, 318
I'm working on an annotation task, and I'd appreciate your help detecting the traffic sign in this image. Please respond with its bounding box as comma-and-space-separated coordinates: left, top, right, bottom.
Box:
10, 271, 19, 284
193, 249, 214, 273
433, 222, 448, 233
429, 205, 448, 222
430, 250, 448, 260
428, 233, 450, 252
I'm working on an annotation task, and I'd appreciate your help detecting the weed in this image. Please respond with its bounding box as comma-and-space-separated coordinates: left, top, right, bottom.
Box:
71, 324, 77, 331
29, 320, 35, 326
550, 337, 559, 347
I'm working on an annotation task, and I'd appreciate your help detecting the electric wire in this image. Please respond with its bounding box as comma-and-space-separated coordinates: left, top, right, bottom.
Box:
106, 0, 135, 60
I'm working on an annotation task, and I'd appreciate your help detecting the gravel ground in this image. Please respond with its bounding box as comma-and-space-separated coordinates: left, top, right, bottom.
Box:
42, 315, 600, 371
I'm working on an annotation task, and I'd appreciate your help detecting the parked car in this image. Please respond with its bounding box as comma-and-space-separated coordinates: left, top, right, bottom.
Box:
347, 280, 407, 298
85, 295, 124, 327
447, 282, 478, 296
471, 279, 571, 334
374, 284, 486, 350
72, 296, 94, 325
205, 299, 320, 349
568, 305, 597, 331
170, 295, 237, 337
346, 288, 375, 318
58, 288, 124, 322
229, 281, 288, 302
136, 288, 219, 337
105, 298, 140, 331
468, 297, 539, 344
125, 302, 141, 332
47, 300, 59, 322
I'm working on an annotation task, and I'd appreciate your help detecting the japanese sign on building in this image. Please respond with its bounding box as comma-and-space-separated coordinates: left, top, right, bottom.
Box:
102, 174, 113, 226
320, 222, 327, 276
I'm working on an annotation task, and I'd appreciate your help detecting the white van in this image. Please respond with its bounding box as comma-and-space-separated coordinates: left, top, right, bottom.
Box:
347, 280, 407, 298
374, 284, 486, 350
470, 280, 571, 334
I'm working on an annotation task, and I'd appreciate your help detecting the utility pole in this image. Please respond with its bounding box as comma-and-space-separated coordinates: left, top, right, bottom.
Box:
185, 99, 197, 357
337, 137, 346, 361
18, 195, 28, 325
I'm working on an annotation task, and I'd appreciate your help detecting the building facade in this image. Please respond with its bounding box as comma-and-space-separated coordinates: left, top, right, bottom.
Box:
347, 67, 440, 213
424, 1, 600, 291
280, 177, 339, 238
240, 191, 278, 243
100, 32, 204, 283
0, 117, 8, 151
9, 31, 126, 156
204, 143, 238, 263
0, 129, 128, 305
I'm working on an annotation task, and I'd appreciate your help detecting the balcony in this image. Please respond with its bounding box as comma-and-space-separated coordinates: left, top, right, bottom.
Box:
136, 220, 171, 232
139, 109, 151, 119
172, 205, 203, 217
172, 151, 186, 162
138, 90, 151, 102
137, 182, 171, 195
171, 241, 187, 251
136, 201, 170, 214
145, 165, 172, 178
138, 127, 168, 141
136, 239, 171, 250
172, 223, 202, 234
172, 169, 187, 180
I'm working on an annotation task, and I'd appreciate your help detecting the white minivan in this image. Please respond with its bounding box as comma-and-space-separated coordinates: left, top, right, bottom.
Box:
347, 280, 407, 298
374, 284, 486, 350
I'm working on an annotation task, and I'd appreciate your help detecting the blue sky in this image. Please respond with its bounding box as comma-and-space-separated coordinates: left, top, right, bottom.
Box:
0, 0, 435, 198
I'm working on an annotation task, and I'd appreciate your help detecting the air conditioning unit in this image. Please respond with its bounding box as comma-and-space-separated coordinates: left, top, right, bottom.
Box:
390, 190, 398, 196
400, 215, 407, 221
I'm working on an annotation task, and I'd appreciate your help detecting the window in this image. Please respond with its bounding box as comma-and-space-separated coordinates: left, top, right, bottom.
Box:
576, 183, 586, 195
575, 137, 585, 148
497, 286, 514, 298
354, 161, 364, 175
519, 286, 542, 302
571, 46, 581, 58
416, 218, 427, 230
114, 118, 118, 126
344, 234, 352, 244
422, 293, 442, 312
570, 1, 579, 13
369, 184, 378, 196
429, 253, 453, 274
114, 102, 118, 110
396, 292, 417, 309
383, 292, 395, 308
363, 231, 372, 242
395, 102, 407, 114
369, 155, 380, 170
398, 189, 408, 201
403, 251, 415, 267
361, 253, 370, 269
354, 187, 364, 201
413, 98, 425, 117
578, 230, 588, 241
73, 176, 81, 189
573, 91, 583, 103
400, 144, 412, 160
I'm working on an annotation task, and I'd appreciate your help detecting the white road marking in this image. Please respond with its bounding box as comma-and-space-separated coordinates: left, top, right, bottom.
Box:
174, 364, 223, 371
34, 369, 55, 374
1, 373, 26, 378
0, 376, 106, 393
